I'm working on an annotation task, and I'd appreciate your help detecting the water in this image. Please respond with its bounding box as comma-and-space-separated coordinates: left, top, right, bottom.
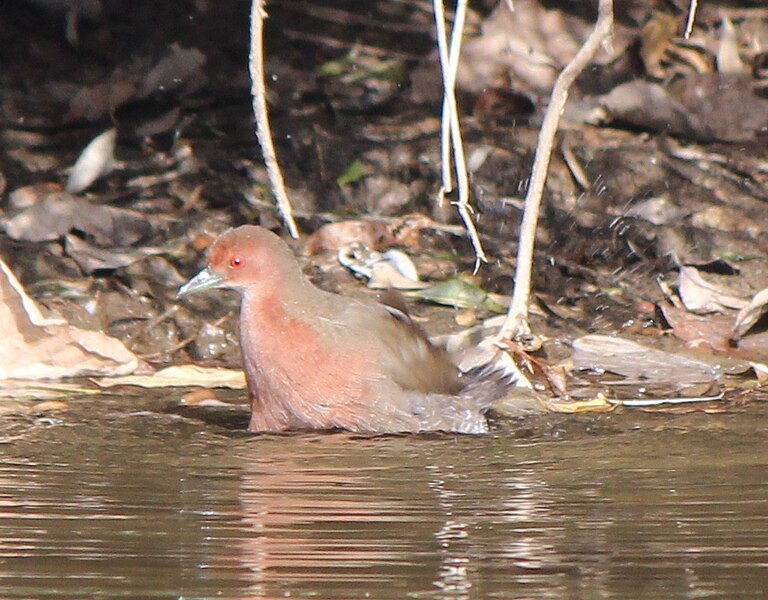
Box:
0, 394, 766, 599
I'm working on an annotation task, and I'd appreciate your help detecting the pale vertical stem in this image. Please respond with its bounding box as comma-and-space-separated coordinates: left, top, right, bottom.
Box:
684, 0, 698, 38
434, 0, 454, 199
433, 0, 487, 266
499, 0, 614, 339
249, 0, 299, 238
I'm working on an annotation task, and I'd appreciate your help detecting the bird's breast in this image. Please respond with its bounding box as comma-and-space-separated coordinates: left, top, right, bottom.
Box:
240, 295, 373, 426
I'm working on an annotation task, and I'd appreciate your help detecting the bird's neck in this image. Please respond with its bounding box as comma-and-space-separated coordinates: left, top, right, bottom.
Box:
242, 276, 324, 333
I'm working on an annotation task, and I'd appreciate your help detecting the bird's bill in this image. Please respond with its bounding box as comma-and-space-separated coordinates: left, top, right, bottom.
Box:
177, 266, 225, 297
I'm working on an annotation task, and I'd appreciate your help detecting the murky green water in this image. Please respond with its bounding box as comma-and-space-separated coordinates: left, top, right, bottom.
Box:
0, 393, 766, 599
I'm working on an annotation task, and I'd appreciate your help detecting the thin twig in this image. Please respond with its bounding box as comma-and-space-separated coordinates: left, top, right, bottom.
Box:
561, 136, 590, 190
684, 0, 698, 39
434, 0, 454, 200
433, 0, 487, 268
249, 0, 299, 238
499, 0, 614, 340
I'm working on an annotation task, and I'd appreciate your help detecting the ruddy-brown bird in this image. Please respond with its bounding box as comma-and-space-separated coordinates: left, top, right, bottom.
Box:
178, 225, 510, 434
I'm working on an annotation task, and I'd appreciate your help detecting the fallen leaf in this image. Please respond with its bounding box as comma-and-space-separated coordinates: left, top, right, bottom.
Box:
661, 303, 768, 364
455, 0, 628, 96
73, 203, 152, 247
407, 278, 507, 312
572, 334, 729, 386
3, 190, 152, 247
625, 195, 684, 226
717, 16, 747, 76
179, 388, 224, 406
305, 220, 394, 254
598, 75, 768, 142
336, 160, 369, 187
3, 192, 78, 242
64, 235, 167, 273
138, 45, 207, 98
338, 242, 427, 290
7, 183, 63, 209
0, 381, 98, 400
543, 394, 615, 413
34, 400, 71, 411
660, 303, 735, 354
66, 128, 117, 194
733, 286, 768, 340
508, 344, 568, 397
751, 361, 768, 387
0, 259, 140, 380
669, 73, 768, 142
677, 266, 748, 314
94, 365, 246, 389
599, 81, 696, 137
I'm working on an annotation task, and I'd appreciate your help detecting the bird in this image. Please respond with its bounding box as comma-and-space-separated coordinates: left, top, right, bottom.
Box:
178, 225, 511, 434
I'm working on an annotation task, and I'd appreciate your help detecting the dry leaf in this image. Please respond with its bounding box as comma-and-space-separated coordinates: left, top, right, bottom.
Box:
72, 204, 152, 247
94, 365, 246, 389
3, 192, 78, 242
138, 45, 206, 98
34, 400, 71, 411
0, 259, 140, 379
338, 243, 427, 290
669, 73, 768, 142
572, 334, 727, 386
661, 303, 768, 364
678, 266, 748, 314
305, 220, 393, 254
66, 128, 117, 194
456, 0, 627, 96
179, 388, 225, 406
4, 189, 152, 247
0, 381, 97, 400
407, 278, 507, 313
751, 361, 768, 387
733, 286, 768, 340
543, 395, 615, 413
597, 73, 768, 142
64, 235, 167, 273
625, 196, 684, 226
717, 16, 747, 76
7, 183, 63, 209
599, 81, 695, 137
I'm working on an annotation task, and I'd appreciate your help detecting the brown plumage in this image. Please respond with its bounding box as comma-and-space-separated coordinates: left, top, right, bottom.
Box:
178, 225, 510, 434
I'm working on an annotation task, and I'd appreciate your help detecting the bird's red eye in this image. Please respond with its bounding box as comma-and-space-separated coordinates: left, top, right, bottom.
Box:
229, 256, 244, 269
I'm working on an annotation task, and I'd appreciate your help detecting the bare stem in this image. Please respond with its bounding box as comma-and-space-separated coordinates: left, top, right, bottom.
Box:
433, 0, 487, 268
684, 0, 698, 39
249, 0, 299, 238
499, 0, 614, 339
434, 0, 454, 198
